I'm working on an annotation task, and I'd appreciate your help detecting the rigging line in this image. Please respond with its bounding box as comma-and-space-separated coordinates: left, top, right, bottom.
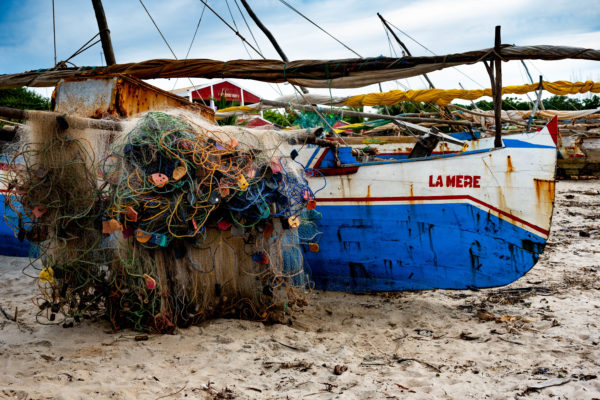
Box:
138, 0, 178, 59
233, 0, 264, 55
198, 0, 264, 58
233, 0, 284, 97
196, 0, 331, 130
225, 0, 252, 58
517, 66, 535, 106
64, 33, 101, 62
383, 24, 397, 57
171, 2, 209, 101
65, 40, 101, 64
184, 2, 208, 60
385, 19, 485, 88
52, 0, 57, 66
224, 0, 239, 30
138, 0, 206, 106
198, 0, 286, 106
276, 0, 362, 58
378, 20, 409, 91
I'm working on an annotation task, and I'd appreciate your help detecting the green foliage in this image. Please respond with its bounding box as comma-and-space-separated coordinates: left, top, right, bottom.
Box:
340, 107, 365, 124
582, 95, 600, 109
374, 101, 438, 115
542, 95, 600, 110
372, 95, 600, 114
467, 95, 600, 111
470, 97, 530, 111
0, 88, 50, 111
215, 94, 239, 126
263, 109, 297, 127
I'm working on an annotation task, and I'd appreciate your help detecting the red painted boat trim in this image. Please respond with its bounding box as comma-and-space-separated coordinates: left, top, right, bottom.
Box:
316, 195, 549, 236
547, 115, 559, 146
315, 167, 359, 176
312, 148, 329, 169
378, 151, 458, 156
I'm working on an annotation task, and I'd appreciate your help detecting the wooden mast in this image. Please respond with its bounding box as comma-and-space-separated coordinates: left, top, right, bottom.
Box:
91, 0, 116, 66
484, 26, 503, 148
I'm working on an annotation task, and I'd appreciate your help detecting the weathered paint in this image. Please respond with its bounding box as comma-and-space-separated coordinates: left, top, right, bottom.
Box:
295, 125, 556, 291
506, 155, 514, 173
55, 75, 214, 121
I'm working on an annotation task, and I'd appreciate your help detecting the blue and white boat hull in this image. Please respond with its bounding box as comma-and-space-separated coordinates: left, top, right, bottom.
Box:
296, 125, 557, 291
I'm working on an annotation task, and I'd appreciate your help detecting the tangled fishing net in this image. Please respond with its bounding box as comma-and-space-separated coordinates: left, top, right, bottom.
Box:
2, 110, 322, 332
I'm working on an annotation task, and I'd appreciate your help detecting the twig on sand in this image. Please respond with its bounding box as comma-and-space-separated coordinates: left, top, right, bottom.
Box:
0, 305, 17, 322
263, 360, 312, 371
271, 338, 307, 352
524, 377, 571, 393
498, 337, 524, 346
395, 357, 441, 373
154, 382, 187, 400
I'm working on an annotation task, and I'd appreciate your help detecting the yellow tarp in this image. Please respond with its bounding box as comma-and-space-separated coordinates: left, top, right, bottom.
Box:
214, 80, 600, 116
344, 80, 600, 107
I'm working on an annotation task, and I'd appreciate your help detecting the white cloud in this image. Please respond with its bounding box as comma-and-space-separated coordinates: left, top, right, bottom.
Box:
4, 0, 600, 101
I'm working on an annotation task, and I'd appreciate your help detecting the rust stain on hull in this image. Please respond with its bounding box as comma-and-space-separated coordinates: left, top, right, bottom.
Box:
55, 75, 214, 122
534, 178, 556, 205
506, 155, 514, 173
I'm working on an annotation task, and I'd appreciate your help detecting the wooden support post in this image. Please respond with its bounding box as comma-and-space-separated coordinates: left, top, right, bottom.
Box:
91, 0, 116, 66
492, 26, 503, 148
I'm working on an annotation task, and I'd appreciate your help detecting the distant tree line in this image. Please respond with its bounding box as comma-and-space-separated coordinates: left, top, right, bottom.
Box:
373, 95, 600, 116
0, 88, 51, 111
469, 95, 600, 111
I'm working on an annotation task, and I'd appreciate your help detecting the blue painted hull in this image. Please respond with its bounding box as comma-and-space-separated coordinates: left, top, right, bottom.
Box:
304, 203, 545, 291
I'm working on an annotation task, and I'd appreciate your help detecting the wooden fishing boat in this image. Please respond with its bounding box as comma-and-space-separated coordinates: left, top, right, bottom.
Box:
294, 121, 557, 291
2, 4, 591, 291
0, 79, 558, 294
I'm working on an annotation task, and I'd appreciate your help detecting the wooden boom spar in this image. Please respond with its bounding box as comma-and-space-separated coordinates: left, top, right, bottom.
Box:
1, 45, 599, 89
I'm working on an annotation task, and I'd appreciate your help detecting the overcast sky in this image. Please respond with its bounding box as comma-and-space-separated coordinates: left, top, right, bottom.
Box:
1, 0, 600, 102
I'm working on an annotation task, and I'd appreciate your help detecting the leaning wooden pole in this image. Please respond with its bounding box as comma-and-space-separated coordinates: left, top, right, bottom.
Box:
91, 0, 116, 66
0, 106, 122, 132
527, 75, 544, 132
377, 13, 435, 90
239, 0, 309, 95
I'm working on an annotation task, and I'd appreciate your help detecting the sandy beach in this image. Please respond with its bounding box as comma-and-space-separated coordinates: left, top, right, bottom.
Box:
1, 179, 599, 400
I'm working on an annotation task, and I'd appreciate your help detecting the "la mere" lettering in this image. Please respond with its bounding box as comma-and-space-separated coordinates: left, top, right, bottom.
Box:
428, 175, 481, 188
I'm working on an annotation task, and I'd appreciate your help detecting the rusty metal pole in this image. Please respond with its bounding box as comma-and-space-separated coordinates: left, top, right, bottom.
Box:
493, 25, 503, 148
91, 0, 116, 66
